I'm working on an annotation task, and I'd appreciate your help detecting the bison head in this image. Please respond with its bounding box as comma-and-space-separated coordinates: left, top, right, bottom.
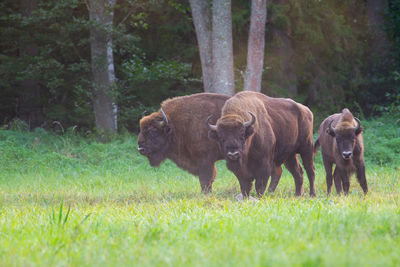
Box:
207, 112, 255, 162
327, 109, 362, 160
138, 108, 173, 166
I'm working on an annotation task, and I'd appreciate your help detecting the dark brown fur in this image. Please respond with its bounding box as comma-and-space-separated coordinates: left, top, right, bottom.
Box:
208, 91, 316, 197
138, 93, 230, 193
314, 108, 368, 195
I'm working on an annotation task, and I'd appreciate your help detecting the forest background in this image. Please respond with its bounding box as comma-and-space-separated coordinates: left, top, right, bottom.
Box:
1, 2, 400, 265
0, 0, 399, 133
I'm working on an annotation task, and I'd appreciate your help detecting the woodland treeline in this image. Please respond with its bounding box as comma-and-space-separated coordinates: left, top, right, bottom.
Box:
0, 0, 399, 133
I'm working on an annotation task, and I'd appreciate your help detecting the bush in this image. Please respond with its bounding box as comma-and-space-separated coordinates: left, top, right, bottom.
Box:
363, 115, 400, 166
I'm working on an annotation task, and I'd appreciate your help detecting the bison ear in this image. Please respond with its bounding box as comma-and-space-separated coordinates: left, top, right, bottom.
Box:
326, 128, 335, 137
208, 130, 218, 141
355, 126, 363, 136
245, 126, 254, 139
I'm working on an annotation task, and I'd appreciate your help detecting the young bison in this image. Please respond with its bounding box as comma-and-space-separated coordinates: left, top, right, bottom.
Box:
314, 108, 368, 195
207, 91, 316, 198
138, 93, 230, 194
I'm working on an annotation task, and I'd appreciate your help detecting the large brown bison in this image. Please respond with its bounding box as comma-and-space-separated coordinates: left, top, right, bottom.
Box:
138, 93, 230, 193
314, 108, 368, 195
207, 91, 316, 197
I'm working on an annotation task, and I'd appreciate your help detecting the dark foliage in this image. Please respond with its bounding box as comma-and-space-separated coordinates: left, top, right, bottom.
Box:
0, 0, 399, 132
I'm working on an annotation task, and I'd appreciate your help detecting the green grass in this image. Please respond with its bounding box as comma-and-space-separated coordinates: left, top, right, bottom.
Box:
0, 116, 399, 267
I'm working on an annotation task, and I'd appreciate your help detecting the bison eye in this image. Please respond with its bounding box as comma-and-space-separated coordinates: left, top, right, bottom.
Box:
149, 130, 159, 138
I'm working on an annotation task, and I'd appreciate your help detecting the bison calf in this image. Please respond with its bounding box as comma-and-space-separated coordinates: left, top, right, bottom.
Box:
138, 93, 229, 194
314, 108, 368, 195
207, 91, 316, 198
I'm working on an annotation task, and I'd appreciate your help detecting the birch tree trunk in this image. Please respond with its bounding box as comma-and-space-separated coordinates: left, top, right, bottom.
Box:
244, 0, 267, 92
212, 0, 235, 95
189, 0, 214, 93
89, 0, 117, 133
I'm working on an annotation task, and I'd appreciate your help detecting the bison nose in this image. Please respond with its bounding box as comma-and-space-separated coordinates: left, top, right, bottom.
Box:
227, 151, 240, 160
342, 151, 352, 159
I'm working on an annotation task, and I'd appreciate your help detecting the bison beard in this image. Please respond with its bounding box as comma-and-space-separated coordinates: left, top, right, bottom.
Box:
208, 91, 316, 198
138, 93, 230, 194
314, 108, 368, 195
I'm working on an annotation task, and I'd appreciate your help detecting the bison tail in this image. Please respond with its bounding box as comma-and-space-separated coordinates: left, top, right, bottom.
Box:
314, 138, 320, 156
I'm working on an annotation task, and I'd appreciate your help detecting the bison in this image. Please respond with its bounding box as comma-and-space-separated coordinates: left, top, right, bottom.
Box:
138, 93, 230, 193
207, 91, 316, 198
314, 108, 368, 195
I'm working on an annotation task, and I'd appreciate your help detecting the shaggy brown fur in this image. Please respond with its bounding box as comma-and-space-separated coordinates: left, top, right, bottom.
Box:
138, 93, 230, 193
314, 108, 368, 195
208, 91, 316, 197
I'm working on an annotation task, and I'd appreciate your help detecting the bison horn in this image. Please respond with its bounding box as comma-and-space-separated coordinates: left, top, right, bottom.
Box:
160, 108, 169, 124
206, 115, 217, 131
328, 120, 336, 133
243, 112, 256, 128
354, 117, 361, 131
141, 110, 149, 118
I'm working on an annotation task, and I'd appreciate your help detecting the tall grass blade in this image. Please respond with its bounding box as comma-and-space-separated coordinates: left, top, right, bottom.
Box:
63, 205, 71, 225
58, 200, 63, 225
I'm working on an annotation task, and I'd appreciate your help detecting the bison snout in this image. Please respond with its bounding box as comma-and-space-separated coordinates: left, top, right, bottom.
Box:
227, 151, 240, 161
342, 151, 352, 159
138, 146, 149, 155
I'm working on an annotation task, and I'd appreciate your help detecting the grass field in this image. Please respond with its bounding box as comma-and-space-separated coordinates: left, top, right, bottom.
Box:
0, 116, 399, 266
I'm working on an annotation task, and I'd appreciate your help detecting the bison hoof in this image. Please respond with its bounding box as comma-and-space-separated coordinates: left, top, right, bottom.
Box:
235, 193, 258, 202
235, 193, 244, 201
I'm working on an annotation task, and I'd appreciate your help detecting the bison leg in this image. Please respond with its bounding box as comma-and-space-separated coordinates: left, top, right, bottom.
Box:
300, 147, 316, 197
254, 161, 272, 197
198, 163, 217, 194
267, 165, 283, 193
333, 167, 343, 195
255, 176, 269, 197
284, 155, 304, 197
238, 178, 253, 198
356, 163, 368, 195
342, 172, 350, 195
322, 155, 334, 196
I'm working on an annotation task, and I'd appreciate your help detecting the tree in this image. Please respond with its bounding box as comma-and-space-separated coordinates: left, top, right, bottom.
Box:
269, 0, 297, 96
19, 0, 43, 129
212, 0, 235, 95
188, 0, 213, 93
367, 0, 390, 72
243, 0, 267, 92
88, 0, 118, 133
189, 0, 235, 95
364, 0, 397, 112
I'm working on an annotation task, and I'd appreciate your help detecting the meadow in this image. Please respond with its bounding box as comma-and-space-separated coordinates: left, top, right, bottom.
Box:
0, 116, 399, 267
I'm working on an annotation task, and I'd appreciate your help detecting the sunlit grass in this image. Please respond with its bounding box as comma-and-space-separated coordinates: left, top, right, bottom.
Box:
0, 125, 399, 266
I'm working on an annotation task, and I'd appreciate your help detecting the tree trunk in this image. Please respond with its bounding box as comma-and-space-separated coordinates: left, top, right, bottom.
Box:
367, 0, 387, 40
367, 0, 390, 70
189, 0, 214, 93
212, 0, 235, 96
270, 0, 297, 96
272, 27, 297, 96
89, 0, 117, 133
244, 0, 267, 92
19, 0, 43, 129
